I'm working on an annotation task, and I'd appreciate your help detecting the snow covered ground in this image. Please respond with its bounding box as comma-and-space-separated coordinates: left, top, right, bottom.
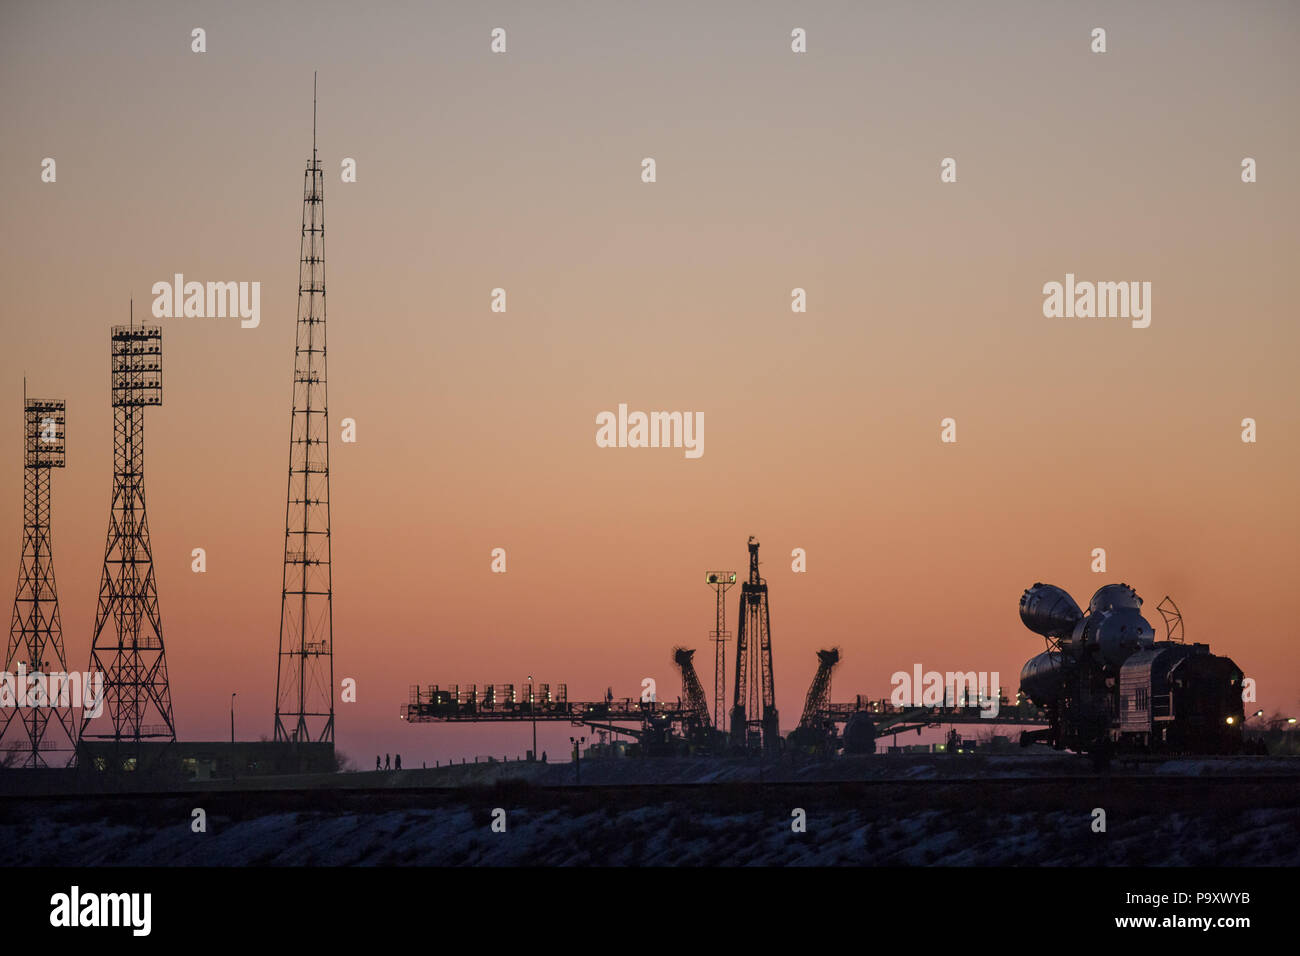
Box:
3, 757, 1297, 866
4, 801, 1296, 866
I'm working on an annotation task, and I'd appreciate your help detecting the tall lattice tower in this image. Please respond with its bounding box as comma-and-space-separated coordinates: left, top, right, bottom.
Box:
274, 76, 334, 745
705, 571, 735, 730
1, 387, 76, 767
81, 314, 175, 762
729, 537, 779, 752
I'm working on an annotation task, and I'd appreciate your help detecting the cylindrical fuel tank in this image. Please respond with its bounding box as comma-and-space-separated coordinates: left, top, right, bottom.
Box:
1019, 651, 1063, 707
1088, 583, 1142, 615
1086, 605, 1154, 668
842, 712, 877, 754
1019, 584, 1083, 638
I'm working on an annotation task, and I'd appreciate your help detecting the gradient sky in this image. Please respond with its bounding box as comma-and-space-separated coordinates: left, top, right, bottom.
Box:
1, 0, 1297, 767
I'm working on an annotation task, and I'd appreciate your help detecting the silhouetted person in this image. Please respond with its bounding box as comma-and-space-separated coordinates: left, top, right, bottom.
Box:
395, 754, 401, 770
542, 751, 547, 763
376, 755, 381, 771
385, 753, 390, 770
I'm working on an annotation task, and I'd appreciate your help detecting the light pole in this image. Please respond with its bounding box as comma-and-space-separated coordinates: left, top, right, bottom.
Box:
569, 735, 586, 784
528, 675, 537, 762
230, 693, 237, 781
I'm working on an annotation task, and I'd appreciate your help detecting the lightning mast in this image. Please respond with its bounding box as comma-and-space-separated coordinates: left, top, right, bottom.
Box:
274, 74, 335, 745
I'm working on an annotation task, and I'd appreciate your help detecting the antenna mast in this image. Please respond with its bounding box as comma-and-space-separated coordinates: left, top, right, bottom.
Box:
274, 77, 334, 747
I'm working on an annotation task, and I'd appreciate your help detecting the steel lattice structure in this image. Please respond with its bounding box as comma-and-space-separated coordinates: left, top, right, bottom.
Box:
673, 647, 711, 728
730, 537, 779, 752
1, 391, 76, 767
798, 648, 840, 729
81, 319, 176, 761
274, 78, 334, 745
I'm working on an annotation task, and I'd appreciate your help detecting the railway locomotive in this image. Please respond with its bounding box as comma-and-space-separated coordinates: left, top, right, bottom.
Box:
1017, 582, 1246, 755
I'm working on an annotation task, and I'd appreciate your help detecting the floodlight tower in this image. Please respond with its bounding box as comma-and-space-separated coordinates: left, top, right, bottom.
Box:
705, 571, 736, 730
274, 75, 335, 745
81, 312, 176, 762
1, 387, 76, 767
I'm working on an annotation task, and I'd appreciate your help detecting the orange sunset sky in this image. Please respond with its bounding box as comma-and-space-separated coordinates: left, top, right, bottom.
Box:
1, 1, 1297, 765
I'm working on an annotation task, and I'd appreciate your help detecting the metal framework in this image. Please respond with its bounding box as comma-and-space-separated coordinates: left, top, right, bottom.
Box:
404, 684, 1047, 733
673, 647, 711, 728
730, 537, 779, 752
81, 317, 176, 761
798, 648, 840, 730
1, 390, 76, 767
705, 571, 735, 730
1156, 596, 1184, 643
274, 75, 334, 745
404, 683, 694, 727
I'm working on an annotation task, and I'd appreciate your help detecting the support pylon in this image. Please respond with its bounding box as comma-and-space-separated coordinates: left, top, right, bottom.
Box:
80, 312, 175, 767
274, 74, 335, 745
798, 648, 840, 730
1, 387, 76, 768
673, 647, 711, 728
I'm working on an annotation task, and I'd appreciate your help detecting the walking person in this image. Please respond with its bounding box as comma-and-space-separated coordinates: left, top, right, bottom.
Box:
385, 753, 390, 770
395, 754, 402, 770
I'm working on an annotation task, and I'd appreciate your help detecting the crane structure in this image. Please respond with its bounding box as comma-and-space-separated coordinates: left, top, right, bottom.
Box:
274, 76, 335, 746
80, 315, 176, 765
1, 389, 76, 767
730, 537, 779, 753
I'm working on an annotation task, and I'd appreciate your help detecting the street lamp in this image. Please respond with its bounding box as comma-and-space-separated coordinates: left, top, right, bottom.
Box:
569, 735, 586, 784
528, 675, 536, 762
230, 693, 237, 781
